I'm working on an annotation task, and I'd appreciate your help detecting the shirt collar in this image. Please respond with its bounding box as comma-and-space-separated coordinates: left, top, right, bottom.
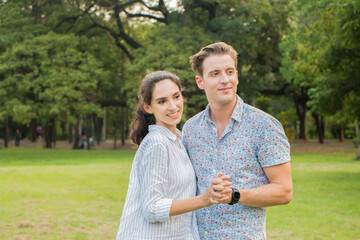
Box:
203, 95, 244, 123
148, 125, 180, 141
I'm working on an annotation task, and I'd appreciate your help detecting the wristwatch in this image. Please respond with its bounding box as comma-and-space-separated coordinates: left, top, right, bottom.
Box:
228, 188, 240, 205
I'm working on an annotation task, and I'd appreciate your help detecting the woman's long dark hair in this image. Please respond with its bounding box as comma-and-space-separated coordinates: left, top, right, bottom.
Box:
130, 71, 182, 145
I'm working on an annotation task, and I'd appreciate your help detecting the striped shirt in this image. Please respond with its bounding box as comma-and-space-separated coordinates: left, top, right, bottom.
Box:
116, 125, 200, 240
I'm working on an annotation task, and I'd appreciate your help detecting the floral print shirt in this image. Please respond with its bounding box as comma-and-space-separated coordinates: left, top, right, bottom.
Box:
182, 95, 290, 240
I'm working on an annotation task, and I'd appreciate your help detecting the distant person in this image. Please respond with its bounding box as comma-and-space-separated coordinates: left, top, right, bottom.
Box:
116, 71, 231, 239
80, 135, 87, 149
182, 42, 293, 239
36, 125, 42, 139
80, 127, 87, 149
15, 129, 21, 146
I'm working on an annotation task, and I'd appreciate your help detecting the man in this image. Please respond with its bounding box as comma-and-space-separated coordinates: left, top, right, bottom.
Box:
182, 42, 293, 239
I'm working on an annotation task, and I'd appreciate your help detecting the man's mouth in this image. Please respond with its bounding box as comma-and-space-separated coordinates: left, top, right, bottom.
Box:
218, 87, 232, 93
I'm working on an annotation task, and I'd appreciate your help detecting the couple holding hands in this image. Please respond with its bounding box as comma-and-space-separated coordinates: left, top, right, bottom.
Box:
116, 42, 293, 239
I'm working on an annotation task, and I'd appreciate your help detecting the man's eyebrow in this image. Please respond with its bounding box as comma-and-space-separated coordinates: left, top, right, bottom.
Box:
208, 70, 218, 74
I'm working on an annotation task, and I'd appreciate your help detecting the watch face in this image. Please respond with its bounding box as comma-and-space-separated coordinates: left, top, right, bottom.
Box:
234, 191, 240, 199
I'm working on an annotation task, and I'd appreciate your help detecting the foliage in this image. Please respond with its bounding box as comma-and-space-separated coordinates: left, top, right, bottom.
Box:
0, 0, 49, 52
0, 32, 106, 124
308, 0, 360, 117
1, 0, 359, 145
123, 23, 211, 119
279, 0, 360, 142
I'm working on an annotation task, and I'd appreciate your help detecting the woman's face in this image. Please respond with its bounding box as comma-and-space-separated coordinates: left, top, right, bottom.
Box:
143, 79, 183, 134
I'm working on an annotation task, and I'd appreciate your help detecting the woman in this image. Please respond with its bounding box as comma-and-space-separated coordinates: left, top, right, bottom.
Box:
116, 71, 231, 239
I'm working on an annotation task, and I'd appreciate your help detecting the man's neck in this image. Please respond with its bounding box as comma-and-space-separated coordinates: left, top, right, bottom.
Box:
209, 98, 237, 136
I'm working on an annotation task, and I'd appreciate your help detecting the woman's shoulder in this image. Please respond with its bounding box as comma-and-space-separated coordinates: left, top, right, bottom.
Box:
138, 130, 169, 151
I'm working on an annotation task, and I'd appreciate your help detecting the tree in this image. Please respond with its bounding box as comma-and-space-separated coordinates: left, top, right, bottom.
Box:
280, 0, 330, 142
0, 32, 106, 148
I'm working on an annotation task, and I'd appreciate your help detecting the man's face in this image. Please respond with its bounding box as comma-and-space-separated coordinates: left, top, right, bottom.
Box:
196, 54, 238, 107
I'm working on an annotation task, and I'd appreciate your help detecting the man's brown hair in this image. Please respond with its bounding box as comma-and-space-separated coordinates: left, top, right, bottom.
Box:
189, 42, 238, 77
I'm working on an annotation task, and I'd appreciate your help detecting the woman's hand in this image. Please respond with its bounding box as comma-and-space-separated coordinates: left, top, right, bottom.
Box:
210, 172, 232, 204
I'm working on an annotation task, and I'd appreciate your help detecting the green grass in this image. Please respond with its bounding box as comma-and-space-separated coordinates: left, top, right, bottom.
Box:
0, 148, 135, 240
267, 151, 360, 240
0, 147, 359, 239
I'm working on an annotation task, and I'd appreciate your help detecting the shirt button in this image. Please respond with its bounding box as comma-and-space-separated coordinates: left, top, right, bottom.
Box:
215, 148, 218, 152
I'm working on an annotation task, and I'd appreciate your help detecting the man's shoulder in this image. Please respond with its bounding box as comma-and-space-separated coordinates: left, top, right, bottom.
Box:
183, 110, 206, 130
242, 103, 282, 127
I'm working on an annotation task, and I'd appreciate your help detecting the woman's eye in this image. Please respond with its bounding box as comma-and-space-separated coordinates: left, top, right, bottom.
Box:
175, 95, 180, 99
158, 100, 165, 104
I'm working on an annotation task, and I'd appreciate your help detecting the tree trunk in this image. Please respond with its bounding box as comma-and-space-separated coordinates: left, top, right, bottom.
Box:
299, 108, 306, 140
68, 122, 73, 144
86, 114, 92, 150
44, 118, 55, 148
121, 107, 125, 146
113, 107, 119, 149
52, 118, 57, 148
293, 95, 307, 140
60, 121, 66, 140
354, 119, 360, 148
72, 117, 81, 149
3, 118, 9, 148
93, 114, 102, 145
312, 112, 325, 144
29, 118, 37, 142
339, 121, 345, 142
102, 107, 107, 141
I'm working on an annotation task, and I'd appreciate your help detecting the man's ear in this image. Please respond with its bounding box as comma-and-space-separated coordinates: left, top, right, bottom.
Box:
195, 76, 205, 90
142, 103, 153, 114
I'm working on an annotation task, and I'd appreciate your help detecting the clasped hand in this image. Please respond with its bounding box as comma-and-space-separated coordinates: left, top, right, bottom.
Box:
204, 172, 232, 205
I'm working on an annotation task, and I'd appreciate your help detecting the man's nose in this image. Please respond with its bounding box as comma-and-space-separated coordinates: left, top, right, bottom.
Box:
220, 73, 230, 83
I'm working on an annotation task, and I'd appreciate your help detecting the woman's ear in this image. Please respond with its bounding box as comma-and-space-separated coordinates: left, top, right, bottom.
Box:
142, 103, 153, 114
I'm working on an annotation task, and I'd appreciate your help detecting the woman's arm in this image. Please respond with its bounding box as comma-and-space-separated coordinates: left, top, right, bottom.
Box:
141, 142, 232, 221
170, 173, 232, 216
141, 142, 173, 223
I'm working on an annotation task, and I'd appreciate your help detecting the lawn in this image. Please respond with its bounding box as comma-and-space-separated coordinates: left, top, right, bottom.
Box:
0, 146, 359, 240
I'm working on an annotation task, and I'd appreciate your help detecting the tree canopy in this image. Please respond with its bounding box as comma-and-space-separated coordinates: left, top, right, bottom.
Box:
1, 0, 359, 154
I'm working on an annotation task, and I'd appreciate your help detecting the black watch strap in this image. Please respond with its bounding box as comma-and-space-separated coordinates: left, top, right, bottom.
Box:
228, 188, 240, 205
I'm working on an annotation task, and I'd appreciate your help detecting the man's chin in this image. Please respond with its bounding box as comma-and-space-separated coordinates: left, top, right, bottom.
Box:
216, 95, 236, 106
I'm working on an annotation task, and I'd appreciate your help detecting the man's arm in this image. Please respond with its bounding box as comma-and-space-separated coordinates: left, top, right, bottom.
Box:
212, 162, 293, 207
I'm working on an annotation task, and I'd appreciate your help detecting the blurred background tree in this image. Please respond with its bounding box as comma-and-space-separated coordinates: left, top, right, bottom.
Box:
0, 0, 359, 158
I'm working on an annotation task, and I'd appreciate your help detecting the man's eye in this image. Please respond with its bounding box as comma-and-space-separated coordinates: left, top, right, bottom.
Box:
175, 95, 180, 99
158, 100, 165, 104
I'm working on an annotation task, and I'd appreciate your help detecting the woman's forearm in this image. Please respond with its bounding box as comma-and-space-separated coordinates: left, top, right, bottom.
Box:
169, 194, 211, 216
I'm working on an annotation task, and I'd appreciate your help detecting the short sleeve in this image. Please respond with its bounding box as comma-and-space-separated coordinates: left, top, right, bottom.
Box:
140, 141, 173, 223
257, 118, 290, 167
